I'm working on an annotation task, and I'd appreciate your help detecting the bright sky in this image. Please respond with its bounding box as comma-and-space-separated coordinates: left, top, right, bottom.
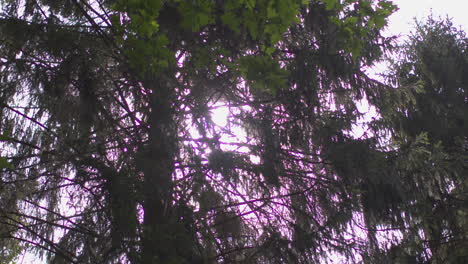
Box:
387, 0, 468, 37
17, 1, 468, 263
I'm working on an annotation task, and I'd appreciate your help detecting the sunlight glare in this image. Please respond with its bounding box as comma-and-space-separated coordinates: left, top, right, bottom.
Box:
211, 104, 229, 127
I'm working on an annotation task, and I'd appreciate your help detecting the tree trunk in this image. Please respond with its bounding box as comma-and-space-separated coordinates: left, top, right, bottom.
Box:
141, 76, 178, 264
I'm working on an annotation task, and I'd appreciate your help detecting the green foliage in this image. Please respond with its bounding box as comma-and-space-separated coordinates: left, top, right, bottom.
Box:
178, 0, 214, 32
239, 54, 288, 94
0, 0, 414, 263
0, 156, 12, 169
111, 0, 168, 73
109, 0, 305, 75
327, 0, 398, 59
0, 238, 22, 264
220, 0, 302, 45
0, 211, 23, 263
375, 16, 468, 263
0, 133, 12, 169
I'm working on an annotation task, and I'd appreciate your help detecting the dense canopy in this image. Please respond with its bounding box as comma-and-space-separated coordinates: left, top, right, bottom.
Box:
0, 0, 466, 263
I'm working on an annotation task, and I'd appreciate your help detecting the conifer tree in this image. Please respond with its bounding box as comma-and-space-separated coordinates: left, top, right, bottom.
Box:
6, 1, 458, 263
370, 16, 468, 263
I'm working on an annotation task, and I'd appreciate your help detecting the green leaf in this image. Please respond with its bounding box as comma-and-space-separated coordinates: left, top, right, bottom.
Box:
267, 5, 278, 18
109, 13, 120, 26
221, 12, 241, 33
323, 0, 339, 10
245, 18, 259, 40
350, 40, 362, 60
0, 157, 13, 169
178, 0, 214, 32
239, 55, 289, 94
344, 16, 358, 26
245, 0, 255, 10
373, 15, 387, 29
0, 134, 10, 141
265, 46, 276, 55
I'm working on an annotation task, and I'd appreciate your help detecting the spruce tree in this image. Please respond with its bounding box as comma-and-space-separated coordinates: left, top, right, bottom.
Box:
4, 1, 452, 263
372, 16, 468, 263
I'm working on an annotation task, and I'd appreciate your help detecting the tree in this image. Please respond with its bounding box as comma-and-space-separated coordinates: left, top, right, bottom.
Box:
369, 16, 468, 263
0, 0, 410, 263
